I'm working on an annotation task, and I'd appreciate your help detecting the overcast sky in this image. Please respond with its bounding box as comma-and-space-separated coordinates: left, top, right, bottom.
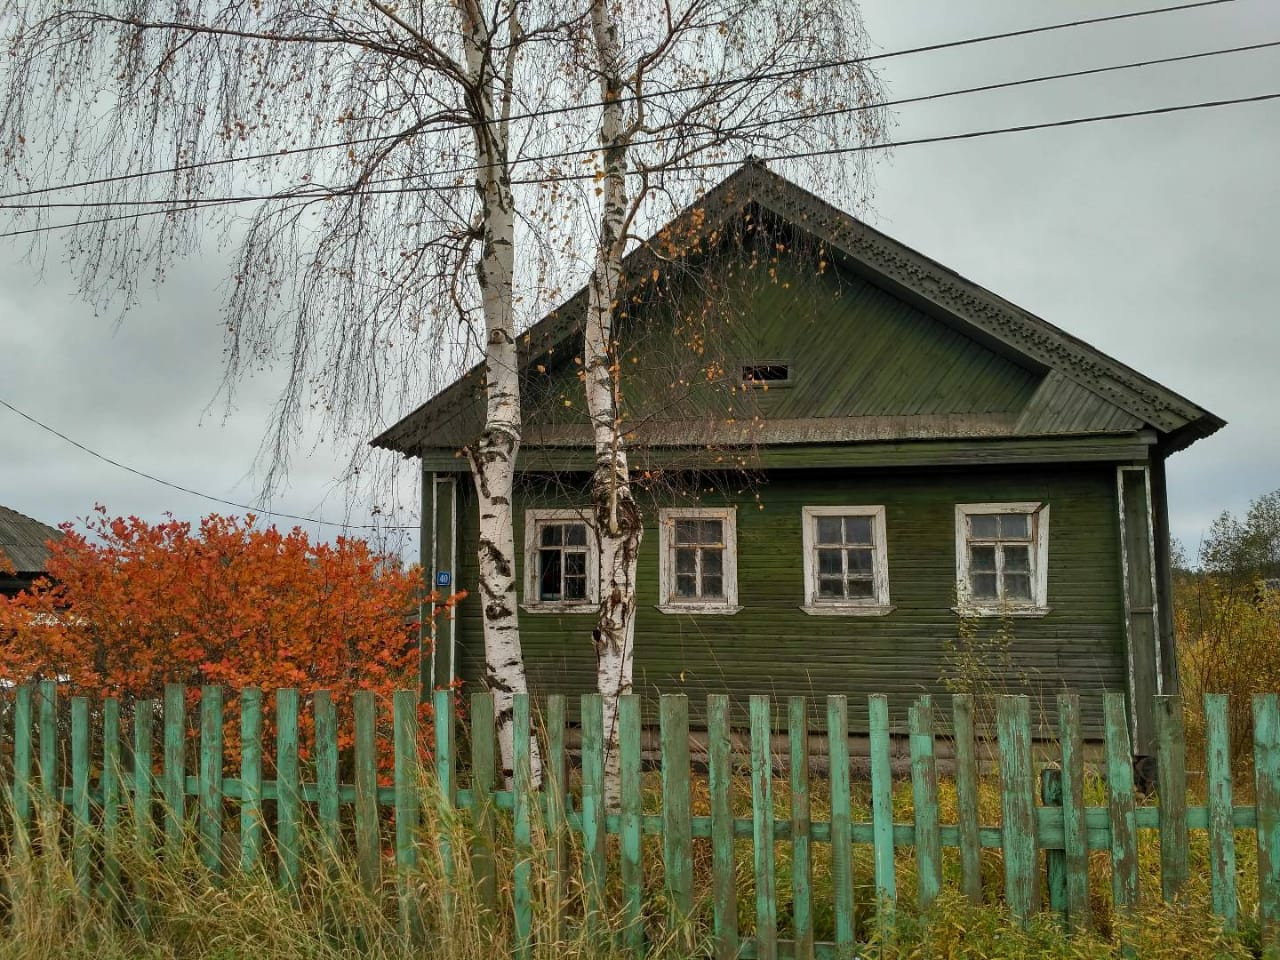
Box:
2, 0, 1277, 563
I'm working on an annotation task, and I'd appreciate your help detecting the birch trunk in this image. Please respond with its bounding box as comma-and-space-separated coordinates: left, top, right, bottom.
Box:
460, 0, 540, 783
587, 0, 641, 808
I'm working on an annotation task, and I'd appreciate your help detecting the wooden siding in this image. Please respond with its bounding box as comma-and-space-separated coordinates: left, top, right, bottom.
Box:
446, 464, 1128, 737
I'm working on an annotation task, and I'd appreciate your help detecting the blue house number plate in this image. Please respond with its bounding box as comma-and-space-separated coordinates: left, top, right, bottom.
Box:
435, 571, 452, 588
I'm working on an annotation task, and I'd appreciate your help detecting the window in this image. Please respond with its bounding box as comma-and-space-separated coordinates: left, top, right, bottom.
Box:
657, 507, 739, 614
522, 510, 597, 612
742, 362, 790, 386
954, 502, 1050, 616
801, 506, 892, 615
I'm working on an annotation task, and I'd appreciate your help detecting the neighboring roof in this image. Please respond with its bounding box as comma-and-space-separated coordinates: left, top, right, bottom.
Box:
373, 161, 1224, 458
0, 505, 63, 574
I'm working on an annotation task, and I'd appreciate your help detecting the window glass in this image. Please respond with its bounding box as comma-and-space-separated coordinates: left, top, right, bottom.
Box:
807, 510, 884, 605
961, 507, 1041, 607
666, 512, 730, 603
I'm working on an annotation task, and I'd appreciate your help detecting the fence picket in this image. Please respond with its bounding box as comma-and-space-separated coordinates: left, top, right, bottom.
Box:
1041, 769, 1067, 917
581, 692, 607, 934
239, 689, 263, 872
102, 697, 122, 903
951, 694, 982, 905
789, 696, 814, 960
708, 694, 739, 960
1155, 695, 1189, 902
868, 694, 897, 933
661, 694, 694, 949
512, 694, 533, 960
71, 696, 90, 899
314, 691, 339, 856
13, 685, 32, 836
353, 690, 379, 893
163, 684, 185, 851
433, 686, 456, 908
133, 699, 154, 853
470, 692, 498, 914
276, 688, 300, 892
1104, 692, 1139, 911
750, 695, 778, 960
996, 695, 1037, 921
826, 695, 855, 954
394, 689, 420, 938
1205, 693, 1237, 929
1056, 694, 1089, 930
909, 695, 941, 911
39, 679, 57, 805
199, 686, 223, 874
619, 694, 645, 956
545, 693, 568, 939
1255, 694, 1280, 956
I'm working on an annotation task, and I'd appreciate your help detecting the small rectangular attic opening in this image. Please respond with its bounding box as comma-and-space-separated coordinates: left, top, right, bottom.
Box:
742, 362, 791, 386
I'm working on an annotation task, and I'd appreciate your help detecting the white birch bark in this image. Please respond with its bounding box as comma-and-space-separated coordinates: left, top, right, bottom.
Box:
587, 0, 641, 807
459, 0, 541, 783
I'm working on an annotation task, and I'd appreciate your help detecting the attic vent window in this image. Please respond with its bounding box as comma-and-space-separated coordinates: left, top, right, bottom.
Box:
742, 363, 790, 386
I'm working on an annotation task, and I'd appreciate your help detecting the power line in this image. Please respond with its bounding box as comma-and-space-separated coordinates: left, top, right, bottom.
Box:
0, 397, 416, 530
0, 0, 1239, 204
3, 88, 1277, 241
7, 37, 1278, 214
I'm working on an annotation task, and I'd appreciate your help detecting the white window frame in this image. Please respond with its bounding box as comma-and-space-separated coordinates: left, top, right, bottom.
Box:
800, 505, 893, 616
657, 506, 740, 615
954, 502, 1051, 617
522, 508, 598, 613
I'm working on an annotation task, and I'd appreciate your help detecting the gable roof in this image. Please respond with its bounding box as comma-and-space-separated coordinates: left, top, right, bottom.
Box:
0, 505, 62, 574
373, 161, 1223, 458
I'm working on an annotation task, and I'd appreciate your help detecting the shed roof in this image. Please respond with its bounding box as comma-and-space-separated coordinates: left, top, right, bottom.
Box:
373, 161, 1224, 458
0, 505, 63, 574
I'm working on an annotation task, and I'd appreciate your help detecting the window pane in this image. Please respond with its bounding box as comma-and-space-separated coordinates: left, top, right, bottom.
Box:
847, 548, 873, 574
675, 547, 696, 574
1003, 573, 1033, 601
701, 574, 724, 598
818, 576, 843, 598
540, 524, 563, 547
969, 545, 997, 572
817, 548, 842, 576
564, 575, 588, 601
846, 578, 875, 599
564, 551, 586, 577
675, 573, 697, 598
969, 514, 999, 539
999, 513, 1030, 538
539, 549, 562, 600
674, 519, 698, 545
816, 516, 843, 544
564, 523, 588, 546
702, 548, 723, 576
1003, 544, 1031, 573
700, 519, 723, 545
970, 572, 998, 599
844, 516, 873, 545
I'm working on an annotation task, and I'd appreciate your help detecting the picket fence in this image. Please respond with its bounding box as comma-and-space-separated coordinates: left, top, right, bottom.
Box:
1, 681, 1278, 959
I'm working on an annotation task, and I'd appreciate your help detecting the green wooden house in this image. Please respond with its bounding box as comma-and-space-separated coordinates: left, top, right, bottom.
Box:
373, 162, 1223, 757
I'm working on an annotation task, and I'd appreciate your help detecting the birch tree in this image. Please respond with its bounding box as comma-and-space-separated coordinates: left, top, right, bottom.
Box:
0, 0, 561, 774
574, 0, 886, 798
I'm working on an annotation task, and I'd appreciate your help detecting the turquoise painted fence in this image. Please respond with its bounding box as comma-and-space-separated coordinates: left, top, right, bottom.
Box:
1, 681, 1279, 957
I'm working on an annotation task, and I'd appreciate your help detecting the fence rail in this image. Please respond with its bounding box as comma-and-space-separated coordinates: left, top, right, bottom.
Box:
1, 681, 1277, 958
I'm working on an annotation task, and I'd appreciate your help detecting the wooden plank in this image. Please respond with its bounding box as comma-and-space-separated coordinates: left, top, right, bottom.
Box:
545, 693, 568, 940
512, 694, 533, 960
1255, 693, 1280, 956
199, 686, 223, 874
313, 691, 340, 855
433, 687, 456, 901
789, 697, 813, 960
909, 695, 941, 911
276, 688, 300, 891
868, 694, 897, 931
1041, 769, 1067, 916
353, 690, 380, 892
1204, 693, 1236, 929
239, 688, 263, 872
1154, 695, 1189, 901
71, 696, 90, 899
708, 694, 739, 960
996, 695, 1038, 921
661, 694, 694, 948
826, 696, 854, 955
619, 694, 645, 956
13, 685, 32, 836
751, 695, 778, 960
39, 678, 57, 806
470, 691, 498, 915
580, 692, 607, 934
163, 683, 185, 851
132, 699, 154, 853
1104, 692, 1139, 911
102, 697, 122, 904
394, 688, 421, 939
951, 694, 982, 905
1058, 693, 1090, 930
